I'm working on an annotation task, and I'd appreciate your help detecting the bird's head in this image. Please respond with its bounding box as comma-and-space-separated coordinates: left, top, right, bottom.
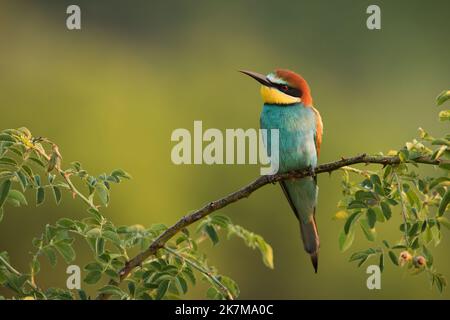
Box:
240, 69, 312, 106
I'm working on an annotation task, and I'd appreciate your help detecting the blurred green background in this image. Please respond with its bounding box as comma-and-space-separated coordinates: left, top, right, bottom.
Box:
0, 0, 449, 299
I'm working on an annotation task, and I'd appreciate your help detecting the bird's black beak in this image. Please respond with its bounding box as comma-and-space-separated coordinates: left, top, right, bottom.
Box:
239, 70, 272, 87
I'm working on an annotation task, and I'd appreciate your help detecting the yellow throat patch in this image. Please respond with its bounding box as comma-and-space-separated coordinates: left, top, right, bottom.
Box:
260, 85, 301, 105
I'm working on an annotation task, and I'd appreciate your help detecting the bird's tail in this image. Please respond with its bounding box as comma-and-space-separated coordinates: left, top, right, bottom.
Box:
299, 215, 320, 273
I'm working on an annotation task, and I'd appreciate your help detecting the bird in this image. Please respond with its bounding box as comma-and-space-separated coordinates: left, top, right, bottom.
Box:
240, 69, 323, 272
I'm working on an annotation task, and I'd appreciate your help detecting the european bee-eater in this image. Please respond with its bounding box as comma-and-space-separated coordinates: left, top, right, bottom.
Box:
241, 69, 323, 272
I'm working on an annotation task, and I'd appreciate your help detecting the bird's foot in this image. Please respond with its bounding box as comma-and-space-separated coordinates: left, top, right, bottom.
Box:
307, 165, 316, 178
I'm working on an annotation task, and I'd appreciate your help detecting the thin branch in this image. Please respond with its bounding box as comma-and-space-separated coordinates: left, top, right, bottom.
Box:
0, 255, 21, 276
32, 141, 98, 211
393, 172, 410, 246
340, 166, 376, 177
164, 246, 234, 300
98, 153, 445, 299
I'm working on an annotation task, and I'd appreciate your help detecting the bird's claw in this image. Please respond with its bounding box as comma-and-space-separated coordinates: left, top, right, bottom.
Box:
307, 165, 316, 177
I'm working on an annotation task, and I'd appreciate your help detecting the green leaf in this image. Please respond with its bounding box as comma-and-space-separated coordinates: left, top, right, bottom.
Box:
102, 230, 121, 246
84, 262, 103, 272
437, 216, 450, 229
439, 162, 450, 171
155, 280, 170, 300
206, 287, 220, 300
182, 269, 196, 285
255, 236, 274, 269
422, 245, 433, 266
0, 157, 17, 166
175, 276, 188, 295
78, 290, 88, 300
31, 257, 40, 275
98, 285, 125, 298
15, 171, 28, 191
95, 184, 109, 207
388, 251, 399, 266
370, 174, 382, 186
204, 225, 219, 245
438, 189, 450, 216
379, 253, 384, 272
7, 190, 27, 206
408, 223, 420, 237
56, 218, 74, 229
54, 242, 76, 263
0, 134, 15, 142
0, 207, 3, 223
42, 246, 57, 267
366, 208, 377, 229
29, 157, 46, 168
95, 237, 105, 256
21, 165, 33, 179
111, 169, 132, 180
436, 90, 450, 106
36, 187, 45, 206
380, 202, 392, 220
344, 212, 360, 234
411, 238, 420, 249
338, 229, 355, 252
53, 186, 62, 205
219, 275, 240, 298
84, 271, 102, 284
360, 219, 376, 242
430, 177, 450, 190
439, 110, 450, 121
0, 180, 11, 208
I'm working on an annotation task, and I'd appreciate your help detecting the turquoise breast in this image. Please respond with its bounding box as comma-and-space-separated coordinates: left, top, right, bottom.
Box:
260, 103, 317, 173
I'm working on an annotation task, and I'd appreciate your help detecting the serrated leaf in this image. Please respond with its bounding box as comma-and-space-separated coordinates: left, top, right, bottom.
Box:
54, 242, 75, 263
42, 246, 57, 267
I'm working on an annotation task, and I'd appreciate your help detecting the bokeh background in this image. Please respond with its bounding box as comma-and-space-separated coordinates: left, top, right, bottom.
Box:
0, 0, 449, 299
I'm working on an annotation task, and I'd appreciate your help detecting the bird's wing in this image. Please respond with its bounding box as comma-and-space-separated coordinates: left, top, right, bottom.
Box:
280, 181, 300, 221
311, 107, 323, 157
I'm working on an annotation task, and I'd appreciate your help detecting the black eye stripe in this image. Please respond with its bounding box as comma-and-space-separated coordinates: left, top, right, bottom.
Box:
273, 83, 302, 98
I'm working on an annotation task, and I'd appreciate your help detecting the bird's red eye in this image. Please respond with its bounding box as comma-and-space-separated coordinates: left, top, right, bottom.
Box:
282, 85, 289, 91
